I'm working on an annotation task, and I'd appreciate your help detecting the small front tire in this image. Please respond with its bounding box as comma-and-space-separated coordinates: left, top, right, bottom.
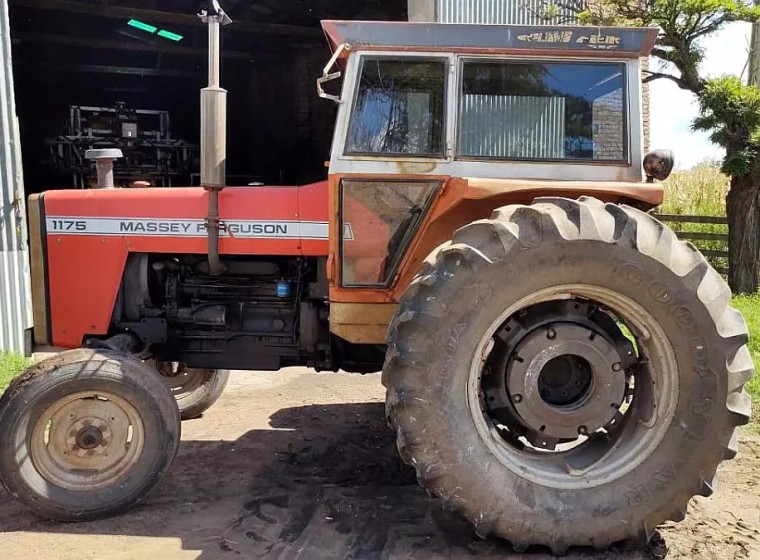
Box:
0, 349, 181, 521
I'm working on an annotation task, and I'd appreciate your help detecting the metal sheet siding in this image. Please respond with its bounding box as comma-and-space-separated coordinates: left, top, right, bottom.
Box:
459, 95, 565, 158
0, 0, 32, 354
436, 0, 578, 25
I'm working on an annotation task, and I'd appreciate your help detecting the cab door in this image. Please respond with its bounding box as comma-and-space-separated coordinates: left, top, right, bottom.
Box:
326, 54, 452, 344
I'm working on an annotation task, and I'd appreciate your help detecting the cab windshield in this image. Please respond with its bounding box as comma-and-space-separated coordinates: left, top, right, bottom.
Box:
345, 58, 447, 158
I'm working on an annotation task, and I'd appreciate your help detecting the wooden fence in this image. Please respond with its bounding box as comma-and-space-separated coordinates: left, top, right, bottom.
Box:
652, 213, 729, 275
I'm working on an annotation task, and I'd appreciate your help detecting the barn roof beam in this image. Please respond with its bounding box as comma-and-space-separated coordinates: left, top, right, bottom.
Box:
10, 0, 322, 38
44, 63, 205, 78
11, 32, 261, 59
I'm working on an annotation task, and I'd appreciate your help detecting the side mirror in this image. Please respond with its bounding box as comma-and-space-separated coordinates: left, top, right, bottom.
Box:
643, 149, 675, 183
317, 43, 347, 104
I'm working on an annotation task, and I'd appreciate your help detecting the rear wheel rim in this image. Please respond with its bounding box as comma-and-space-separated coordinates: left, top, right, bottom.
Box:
30, 391, 145, 491
158, 363, 209, 399
467, 284, 679, 490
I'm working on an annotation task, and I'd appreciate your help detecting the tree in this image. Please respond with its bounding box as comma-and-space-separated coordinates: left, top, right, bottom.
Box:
694, 76, 760, 292
538, 0, 760, 292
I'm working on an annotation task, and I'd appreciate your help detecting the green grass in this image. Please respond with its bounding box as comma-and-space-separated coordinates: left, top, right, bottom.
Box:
0, 352, 32, 391
658, 162, 731, 273
660, 161, 728, 216
731, 294, 760, 421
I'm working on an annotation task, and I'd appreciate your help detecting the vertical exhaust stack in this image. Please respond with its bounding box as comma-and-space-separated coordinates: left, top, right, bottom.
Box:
199, 1, 232, 276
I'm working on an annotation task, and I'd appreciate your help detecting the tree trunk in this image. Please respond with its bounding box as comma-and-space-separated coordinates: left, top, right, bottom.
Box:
727, 168, 760, 294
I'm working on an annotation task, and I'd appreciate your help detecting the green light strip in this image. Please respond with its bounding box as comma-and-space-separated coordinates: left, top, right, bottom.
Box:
157, 29, 184, 42
127, 19, 157, 33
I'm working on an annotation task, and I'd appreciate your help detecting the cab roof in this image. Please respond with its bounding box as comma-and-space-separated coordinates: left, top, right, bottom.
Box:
321, 20, 658, 59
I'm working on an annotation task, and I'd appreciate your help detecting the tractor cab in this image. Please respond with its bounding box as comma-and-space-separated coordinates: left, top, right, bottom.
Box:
320, 20, 658, 183
317, 21, 665, 344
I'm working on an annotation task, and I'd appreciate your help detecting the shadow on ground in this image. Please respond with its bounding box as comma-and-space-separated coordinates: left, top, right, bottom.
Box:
0, 402, 668, 559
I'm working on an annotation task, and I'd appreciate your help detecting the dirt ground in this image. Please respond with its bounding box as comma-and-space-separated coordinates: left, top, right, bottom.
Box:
0, 369, 759, 560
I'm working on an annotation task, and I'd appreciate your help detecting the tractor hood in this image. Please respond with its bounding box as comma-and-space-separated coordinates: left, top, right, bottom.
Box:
26, 182, 330, 348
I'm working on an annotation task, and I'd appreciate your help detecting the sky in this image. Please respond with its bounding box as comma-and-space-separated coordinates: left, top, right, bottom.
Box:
649, 22, 752, 169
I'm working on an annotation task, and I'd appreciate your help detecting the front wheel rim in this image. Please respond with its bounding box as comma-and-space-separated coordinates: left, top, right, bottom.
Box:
467, 284, 679, 490
30, 391, 146, 491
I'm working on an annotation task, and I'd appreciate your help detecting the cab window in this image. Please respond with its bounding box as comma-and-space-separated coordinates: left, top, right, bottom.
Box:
458, 60, 627, 162
345, 58, 447, 158
340, 180, 439, 287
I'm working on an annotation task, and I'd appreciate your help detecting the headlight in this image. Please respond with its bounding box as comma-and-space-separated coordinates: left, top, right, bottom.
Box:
643, 149, 675, 183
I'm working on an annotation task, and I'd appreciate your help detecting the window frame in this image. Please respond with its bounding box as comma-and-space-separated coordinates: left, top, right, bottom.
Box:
338, 178, 441, 288
342, 54, 452, 161
454, 57, 630, 165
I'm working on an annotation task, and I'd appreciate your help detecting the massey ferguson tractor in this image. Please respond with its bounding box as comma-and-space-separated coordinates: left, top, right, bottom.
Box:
0, 4, 752, 554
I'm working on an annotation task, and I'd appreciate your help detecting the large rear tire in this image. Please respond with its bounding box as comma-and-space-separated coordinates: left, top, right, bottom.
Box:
0, 349, 181, 521
383, 197, 752, 553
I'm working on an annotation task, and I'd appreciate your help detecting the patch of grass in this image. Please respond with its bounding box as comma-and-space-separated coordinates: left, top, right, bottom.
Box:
0, 352, 32, 392
732, 294, 760, 422
658, 162, 730, 273
660, 161, 728, 216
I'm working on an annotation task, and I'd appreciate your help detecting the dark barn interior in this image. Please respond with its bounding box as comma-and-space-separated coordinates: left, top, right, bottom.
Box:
9, 0, 407, 194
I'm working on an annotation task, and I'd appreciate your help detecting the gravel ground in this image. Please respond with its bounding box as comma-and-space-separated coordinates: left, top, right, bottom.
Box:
0, 369, 758, 560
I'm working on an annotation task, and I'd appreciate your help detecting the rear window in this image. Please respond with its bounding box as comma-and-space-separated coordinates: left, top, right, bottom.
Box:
458, 60, 627, 162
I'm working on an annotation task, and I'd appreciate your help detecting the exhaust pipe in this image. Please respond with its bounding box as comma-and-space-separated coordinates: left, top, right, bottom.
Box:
199, 1, 231, 276
85, 149, 123, 188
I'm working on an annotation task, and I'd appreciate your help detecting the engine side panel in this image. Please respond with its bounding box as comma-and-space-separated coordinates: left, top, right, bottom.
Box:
48, 235, 129, 348
38, 182, 329, 348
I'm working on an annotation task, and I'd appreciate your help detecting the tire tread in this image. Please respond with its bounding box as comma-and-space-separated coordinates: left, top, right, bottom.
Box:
383, 197, 752, 552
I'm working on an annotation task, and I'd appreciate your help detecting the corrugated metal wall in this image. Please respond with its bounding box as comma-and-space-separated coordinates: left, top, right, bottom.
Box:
436, 0, 579, 25
459, 95, 565, 158
0, 0, 32, 354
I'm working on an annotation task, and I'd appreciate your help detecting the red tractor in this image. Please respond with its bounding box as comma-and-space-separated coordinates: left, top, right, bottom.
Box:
0, 5, 751, 554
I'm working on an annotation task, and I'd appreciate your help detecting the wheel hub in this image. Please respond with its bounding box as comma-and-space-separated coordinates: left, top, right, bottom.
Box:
480, 299, 637, 450
74, 425, 105, 450
506, 323, 627, 441
30, 392, 145, 491
537, 354, 592, 407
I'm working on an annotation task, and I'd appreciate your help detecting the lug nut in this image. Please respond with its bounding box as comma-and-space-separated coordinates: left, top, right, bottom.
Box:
578, 425, 588, 435
546, 328, 556, 340
612, 362, 622, 372
513, 394, 523, 403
